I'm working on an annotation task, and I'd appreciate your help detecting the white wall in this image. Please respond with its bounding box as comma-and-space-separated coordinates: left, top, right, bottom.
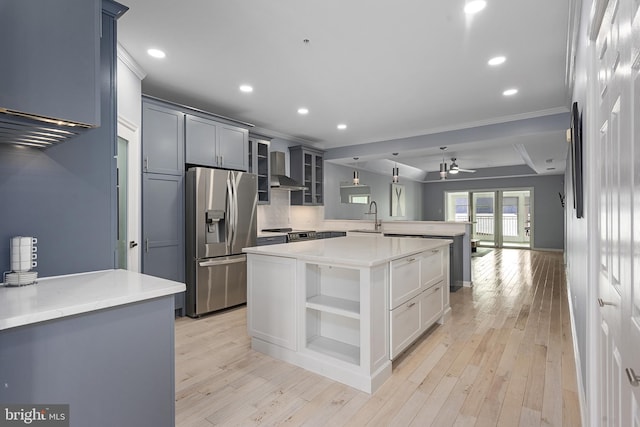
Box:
117, 45, 144, 129
565, 0, 590, 409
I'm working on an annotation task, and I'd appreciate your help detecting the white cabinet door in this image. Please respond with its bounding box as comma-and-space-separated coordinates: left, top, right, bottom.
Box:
247, 255, 297, 351
390, 295, 421, 360
420, 282, 444, 330
390, 255, 421, 309
421, 248, 445, 289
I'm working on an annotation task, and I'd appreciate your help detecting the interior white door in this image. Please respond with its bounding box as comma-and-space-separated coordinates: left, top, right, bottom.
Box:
595, 0, 627, 424
628, 0, 640, 421
118, 118, 141, 273
595, 0, 640, 423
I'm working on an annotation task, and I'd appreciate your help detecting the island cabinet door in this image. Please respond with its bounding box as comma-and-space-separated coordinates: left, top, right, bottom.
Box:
420, 282, 444, 330
390, 294, 421, 359
420, 248, 445, 290
247, 255, 297, 351
390, 255, 421, 309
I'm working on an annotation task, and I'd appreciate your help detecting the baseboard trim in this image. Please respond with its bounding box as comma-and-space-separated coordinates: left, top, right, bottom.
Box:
463, 281, 473, 287
532, 247, 564, 252
565, 276, 587, 427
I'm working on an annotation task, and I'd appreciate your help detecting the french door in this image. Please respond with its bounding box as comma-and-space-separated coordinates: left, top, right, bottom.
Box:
446, 189, 532, 249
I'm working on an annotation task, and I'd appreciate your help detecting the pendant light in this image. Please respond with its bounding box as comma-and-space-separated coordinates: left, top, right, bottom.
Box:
392, 153, 399, 183
352, 157, 360, 185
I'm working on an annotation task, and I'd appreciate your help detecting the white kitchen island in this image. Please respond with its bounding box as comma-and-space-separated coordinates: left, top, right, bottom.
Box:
243, 235, 451, 393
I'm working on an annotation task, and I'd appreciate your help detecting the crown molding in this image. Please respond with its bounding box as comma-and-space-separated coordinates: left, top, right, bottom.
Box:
117, 43, 147, 81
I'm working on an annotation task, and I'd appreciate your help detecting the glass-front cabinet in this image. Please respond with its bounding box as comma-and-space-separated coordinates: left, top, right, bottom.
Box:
290, 145, 324, 205
248, 137, 270, 204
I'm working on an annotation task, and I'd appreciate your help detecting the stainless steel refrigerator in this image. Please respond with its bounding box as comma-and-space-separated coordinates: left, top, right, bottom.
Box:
185, 167, 257, 317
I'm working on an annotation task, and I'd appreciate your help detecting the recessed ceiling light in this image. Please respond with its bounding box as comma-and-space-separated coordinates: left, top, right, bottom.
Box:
297, 108, 309, 115
337, 124, 347, 130
488, 56, 506, 66
503, 88, 518, 96
239, 85, 253, 93
464, 0, 486, 14
147, 48, 166, 59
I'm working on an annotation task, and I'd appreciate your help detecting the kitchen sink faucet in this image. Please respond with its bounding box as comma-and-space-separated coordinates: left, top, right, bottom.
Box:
366, 200, 381, 231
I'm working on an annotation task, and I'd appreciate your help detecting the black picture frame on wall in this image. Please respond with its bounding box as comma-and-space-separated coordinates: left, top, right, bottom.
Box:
570, 101, 584, 218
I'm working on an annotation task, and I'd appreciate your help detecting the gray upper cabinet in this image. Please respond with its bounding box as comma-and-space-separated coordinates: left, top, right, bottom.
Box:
0, 0, 105, 147
185, 115, 217, 167
218, 124, 248, 171
290, 146, 324, 205
249, 137, 270, 204
0, 0, 100, 127
142, 99, 185, 176
185, 114, 248, 171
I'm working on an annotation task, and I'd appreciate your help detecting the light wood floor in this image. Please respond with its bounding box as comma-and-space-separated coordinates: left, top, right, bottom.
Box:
174, 249, 582, 426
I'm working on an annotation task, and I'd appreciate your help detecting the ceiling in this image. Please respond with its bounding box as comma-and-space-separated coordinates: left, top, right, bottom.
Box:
117, 0, 575, 181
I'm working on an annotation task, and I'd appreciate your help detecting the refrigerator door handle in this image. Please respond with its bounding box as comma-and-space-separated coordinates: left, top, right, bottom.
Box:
231, 175, 239, 249
226, 173, 234, 253
198, 256, 246, 267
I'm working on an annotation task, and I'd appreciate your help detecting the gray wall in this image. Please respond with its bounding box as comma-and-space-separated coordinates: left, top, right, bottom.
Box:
422, 174, 565, 250
0, 8, 117, 277
324, 162, 423, 220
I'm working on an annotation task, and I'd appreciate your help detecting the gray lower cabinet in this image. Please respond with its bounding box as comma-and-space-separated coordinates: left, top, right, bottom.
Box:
142, 99, 185, 176
317, 231, 347, 239
142, 173, 185, 314
0, 296, 176, 427
257, 235, 287, 246
185, 114, 248, 171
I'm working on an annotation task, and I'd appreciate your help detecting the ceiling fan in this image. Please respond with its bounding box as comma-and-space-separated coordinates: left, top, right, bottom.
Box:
449, 158, 476, 174
439, 147, 476, 179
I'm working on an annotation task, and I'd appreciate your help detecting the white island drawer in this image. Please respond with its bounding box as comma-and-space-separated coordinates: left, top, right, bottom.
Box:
390, 294, 421, 359
421, 282, 444, 330
390, 254, 421, 309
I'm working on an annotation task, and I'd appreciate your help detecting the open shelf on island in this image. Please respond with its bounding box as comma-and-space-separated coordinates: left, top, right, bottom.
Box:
306, 336, 360, 365
306, 295, 359, 319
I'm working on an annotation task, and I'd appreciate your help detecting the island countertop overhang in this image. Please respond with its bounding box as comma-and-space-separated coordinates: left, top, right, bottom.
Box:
243, 235, 452, 267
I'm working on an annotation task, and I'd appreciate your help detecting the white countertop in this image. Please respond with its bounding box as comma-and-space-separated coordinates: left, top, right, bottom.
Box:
257, 231, 289, 238
0, 269, 185, 331
244, 235, 451, 267
383, 230, 465, 237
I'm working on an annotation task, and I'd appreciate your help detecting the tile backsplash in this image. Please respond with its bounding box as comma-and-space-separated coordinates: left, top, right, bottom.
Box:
257, 191, 290, 230
257, 190, 324, 231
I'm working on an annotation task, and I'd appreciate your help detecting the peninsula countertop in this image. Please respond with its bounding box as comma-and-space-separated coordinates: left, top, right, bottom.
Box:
243, 235, 452, 267
0, 269, 185, 331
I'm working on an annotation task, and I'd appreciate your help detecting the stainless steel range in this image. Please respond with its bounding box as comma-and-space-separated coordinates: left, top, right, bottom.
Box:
261, 228, 317, 242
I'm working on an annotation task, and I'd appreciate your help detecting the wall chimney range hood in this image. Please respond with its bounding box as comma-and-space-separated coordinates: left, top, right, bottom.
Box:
270, 151, 307, 191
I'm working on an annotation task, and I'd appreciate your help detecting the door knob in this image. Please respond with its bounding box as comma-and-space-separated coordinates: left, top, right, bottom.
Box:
129, 241, 138, 249
626, 368, 640, 387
